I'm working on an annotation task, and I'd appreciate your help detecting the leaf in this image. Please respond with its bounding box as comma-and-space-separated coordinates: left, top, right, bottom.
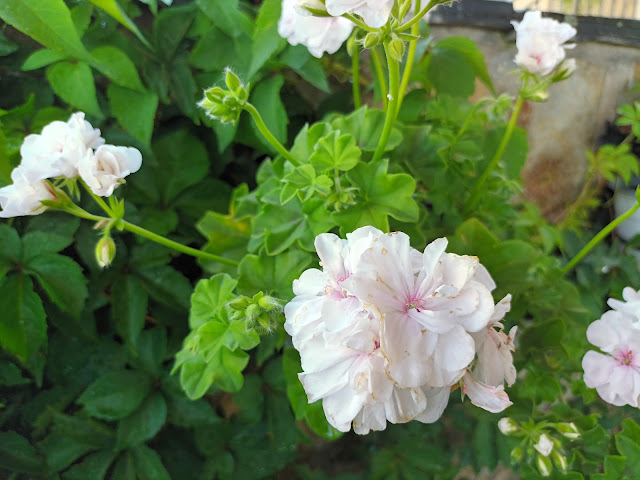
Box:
22, 49, 67, 71
0, 30, 18, 56
46, 61, 102, 118
290, 122, 334, 163
434, 37, 494, 94
310, 131, 361, 172
250, 0, 286, 76
89, 0, 153, 50
330, 107, 403, 152
25, 213, 80, 256
51, 412, 115, 450
0, 274, 46, 364
78, 370, 152, 421
152, 5, 195, 61
279, 44, 330, 92
112, 453, 136, 480
615, 435, 640, 474
482, 126, 528, 180
195, 0, 253, 38
36, 432, 91, 472
189, 274, 238, 329
0, 431, 45, 474
91, 45, 145, 91
61, 449, 117, 480
133, 327, 167, 377
135, 265, 192, 311
111, 274, 148, 351
334, 159, 419, 234
0, 224, 21, 279
426, 45, 476, 97
107, 85, 157, 144
116, 392, 167, 449
249, 74, 288, 152
237, 249, 313, 300
0, 0, 92, 61
196, 209, 251, 273
71, 2, 93, 36
25, 253, 87, 318
131, 444, 171, 480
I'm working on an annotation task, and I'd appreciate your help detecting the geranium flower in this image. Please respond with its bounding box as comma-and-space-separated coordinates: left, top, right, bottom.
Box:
325, 0, 394, 28
278, 0, 354, 58
78, 145, 142, 197
511, 11, 577, 76
0, 166, 56, 218
582, 309, 640, 407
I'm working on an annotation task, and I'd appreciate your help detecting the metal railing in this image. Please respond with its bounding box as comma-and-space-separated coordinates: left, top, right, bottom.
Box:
512, 0, 640, 19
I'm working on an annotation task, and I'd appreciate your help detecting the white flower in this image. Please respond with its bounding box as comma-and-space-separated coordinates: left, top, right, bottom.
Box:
582, 310, 640, 407
511, 11, 577, 76
534, 434, 554, 457
607, 287, 640, 323
78, 145, 142, 197
278, 0, 354, 58
498, 417, 518, 435
0, 166, 56, 218
461, 370, 513, 413
325, 0, 394, 28
20, 112, 104, 182
348, 234, 495, 389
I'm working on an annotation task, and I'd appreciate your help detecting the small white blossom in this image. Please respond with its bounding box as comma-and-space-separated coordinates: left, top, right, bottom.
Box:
0, 166, 56, 218
498, 417, 519, 435
325, 0, 394, 28
20, 112, 104, 182
534, 434, 554, 457
78, 145, 142, 197
278, 0, 354, 58
511, 11, 577, 76
582, 308, 640, 407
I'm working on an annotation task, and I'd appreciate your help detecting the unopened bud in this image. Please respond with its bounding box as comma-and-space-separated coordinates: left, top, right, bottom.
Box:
228, 296, 250, 311
555, 422, 580, 439
498, 417, 519, 435
347, 35, 358, 57
363, 32, 382, 49
536, 453, 553, 477
95, 236, 116, 268
510, 447, 523, 463
245, 304, 261, 323
225, 68, 242, 92
534, 434, 554, 457
551, 450, 567, 473
258, 295, 280, 312
388, 34, 405, 62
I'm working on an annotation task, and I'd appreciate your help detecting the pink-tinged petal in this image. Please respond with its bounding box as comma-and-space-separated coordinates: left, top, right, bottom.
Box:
323, 385, 366, 429
384, 387, 427, 424
321, 296, 362, 332
582, 351, 617, 388
437, 253, 479, 290
284, 295, 323, 345
315, 233, 348, 282
463, 372, 513, 413
600, 364, 640, 407
586, 314, 629, 353
414, 386, 450, 424
293, 268, 326, 296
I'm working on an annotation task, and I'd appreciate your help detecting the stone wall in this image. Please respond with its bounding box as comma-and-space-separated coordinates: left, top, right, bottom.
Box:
429, 22, 640, 221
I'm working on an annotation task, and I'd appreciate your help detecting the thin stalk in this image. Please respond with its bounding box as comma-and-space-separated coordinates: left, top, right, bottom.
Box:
80, 180, 114, 217
398, 0, 413, 20
397, 0, 421, 113
454, 102, 483, 143
64, 204, 107, 223
371, 42, 400, 163
342, 12, 376, 31
562, 199, 640, 273
352, 49, 361, 110
244, 103, 300, 166
122, 221, 239, 266
371, 46, 388, 110
466, 95, 524, 211
397, 0, 439, 32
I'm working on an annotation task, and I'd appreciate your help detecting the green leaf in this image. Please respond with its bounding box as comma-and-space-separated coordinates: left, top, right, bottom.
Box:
46, 61, 102, 118
237, 249, 312, 300
107, 84, 158, 145
116, 392, 167, 449
133, 327, 167, 376
310, 131, 361, 172
25, 253, 87, 318
131, 444, 171, 480
71, 2, 93, 37
434, 37, 494, 93
195, 0, 253, 38
0, 359, 31, 386
25, 213, 80, 257
330, 107, 402, 152
615, 435, 640, 473
153, 5, 195, 61
22, 49, 67, 71
36, 432, 91, 472
135, 265, 192, 311
111, 274, 148, 351
290, 122, 334, 163
482, 126, 528, 180
89, 0, 153, 50
250, 74, 288, 152
334, 159, 419, 234
0, 30, 18, 56
0, 0, 92, 61
0, 274, 46, 364
250, 0, 286, 76
112, 453, 136, 480
61, 449, 117, 480
0, 224, 21, 278
426, 45, 476, 97
189, 274, 238, 329
51, 412, 115, 450
279, 45, 330, 92
78, 370, 152, 421
91, 45, 145, 91
0, 431, 45, 474
196, 209, 251, 273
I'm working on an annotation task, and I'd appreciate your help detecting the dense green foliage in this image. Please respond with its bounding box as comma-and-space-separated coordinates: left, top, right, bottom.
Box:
1, 1, 640, 479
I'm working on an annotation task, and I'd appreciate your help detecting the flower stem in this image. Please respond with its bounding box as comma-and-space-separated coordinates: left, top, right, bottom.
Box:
466, 95, 524, 212
562, 199, 640, 274
244, 103, 300, 166
397, 0, 439, 33
371, 42, 400, 163
397, 0, 421, 113
352, 49, 361, 110
121, 221, 239, 266
80, 179, 114, 217
342, 12, 376, 31
371, 46, 388, 110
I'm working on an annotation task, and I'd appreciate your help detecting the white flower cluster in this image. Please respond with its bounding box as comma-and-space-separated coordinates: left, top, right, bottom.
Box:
582, 287, 640, 407
511, 11, 577, 76
285, 226, 517, 434
0, 113, 142, 218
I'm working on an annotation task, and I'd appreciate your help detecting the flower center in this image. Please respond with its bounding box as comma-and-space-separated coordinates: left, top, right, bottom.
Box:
405, 295, 425, 313
615, 349, 634, 366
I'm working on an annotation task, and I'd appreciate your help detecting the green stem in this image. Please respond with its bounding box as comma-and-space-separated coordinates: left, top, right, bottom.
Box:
397, 0, 421, 113
244, 103, 300, 166
352, 49, 361, 110
342, 13, 376, 31
398, 0, 413, 20
122, 221, 239, 266
371, 46, 388, 110
562, 199, 640, 273
466, 95, 524, 211
397, 0, 439, 32
371, 42, 400, 163
454, 102, 483, 143
80, 179, 114, 217
63, 204, 107, 223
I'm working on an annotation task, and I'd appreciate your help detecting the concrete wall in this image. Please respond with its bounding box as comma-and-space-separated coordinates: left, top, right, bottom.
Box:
430, 24, 640, 220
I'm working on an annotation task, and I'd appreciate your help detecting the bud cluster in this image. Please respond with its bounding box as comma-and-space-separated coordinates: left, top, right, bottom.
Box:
198, 69, 249, 125
228, 291, 283, 333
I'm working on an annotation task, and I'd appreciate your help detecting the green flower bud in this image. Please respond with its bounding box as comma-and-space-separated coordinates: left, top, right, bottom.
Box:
551, 450, 568, 473
347, 34, 358, 57
95, 236, 116, 268
228, 296, 250, 311
497, 417, 519, 435
363, 32, 382, 49
225, 68, 242, 92
510, 447, 523, 463
258, 295, 280, 312
554, 422, 580, 439
387, 34, 405, 63
245, 303, 262, 323
536, 453, 553, 477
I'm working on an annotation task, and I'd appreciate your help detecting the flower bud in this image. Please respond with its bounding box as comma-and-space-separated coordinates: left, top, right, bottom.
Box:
245, 303, 262, 323
536, 453, 553, 477
551, 450, 568, 473
228, 296, 250, 311
225, 68, 242, 92
363, 32, 382, 49
258, 295, 280, 312
510, 447, 523, 463
554, 422, 580, 439
347, 34, 358, 57
498, 417, 519, 435
95, 236, 116, 268
534, 434, 554, 457
387, 34, 405, 63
